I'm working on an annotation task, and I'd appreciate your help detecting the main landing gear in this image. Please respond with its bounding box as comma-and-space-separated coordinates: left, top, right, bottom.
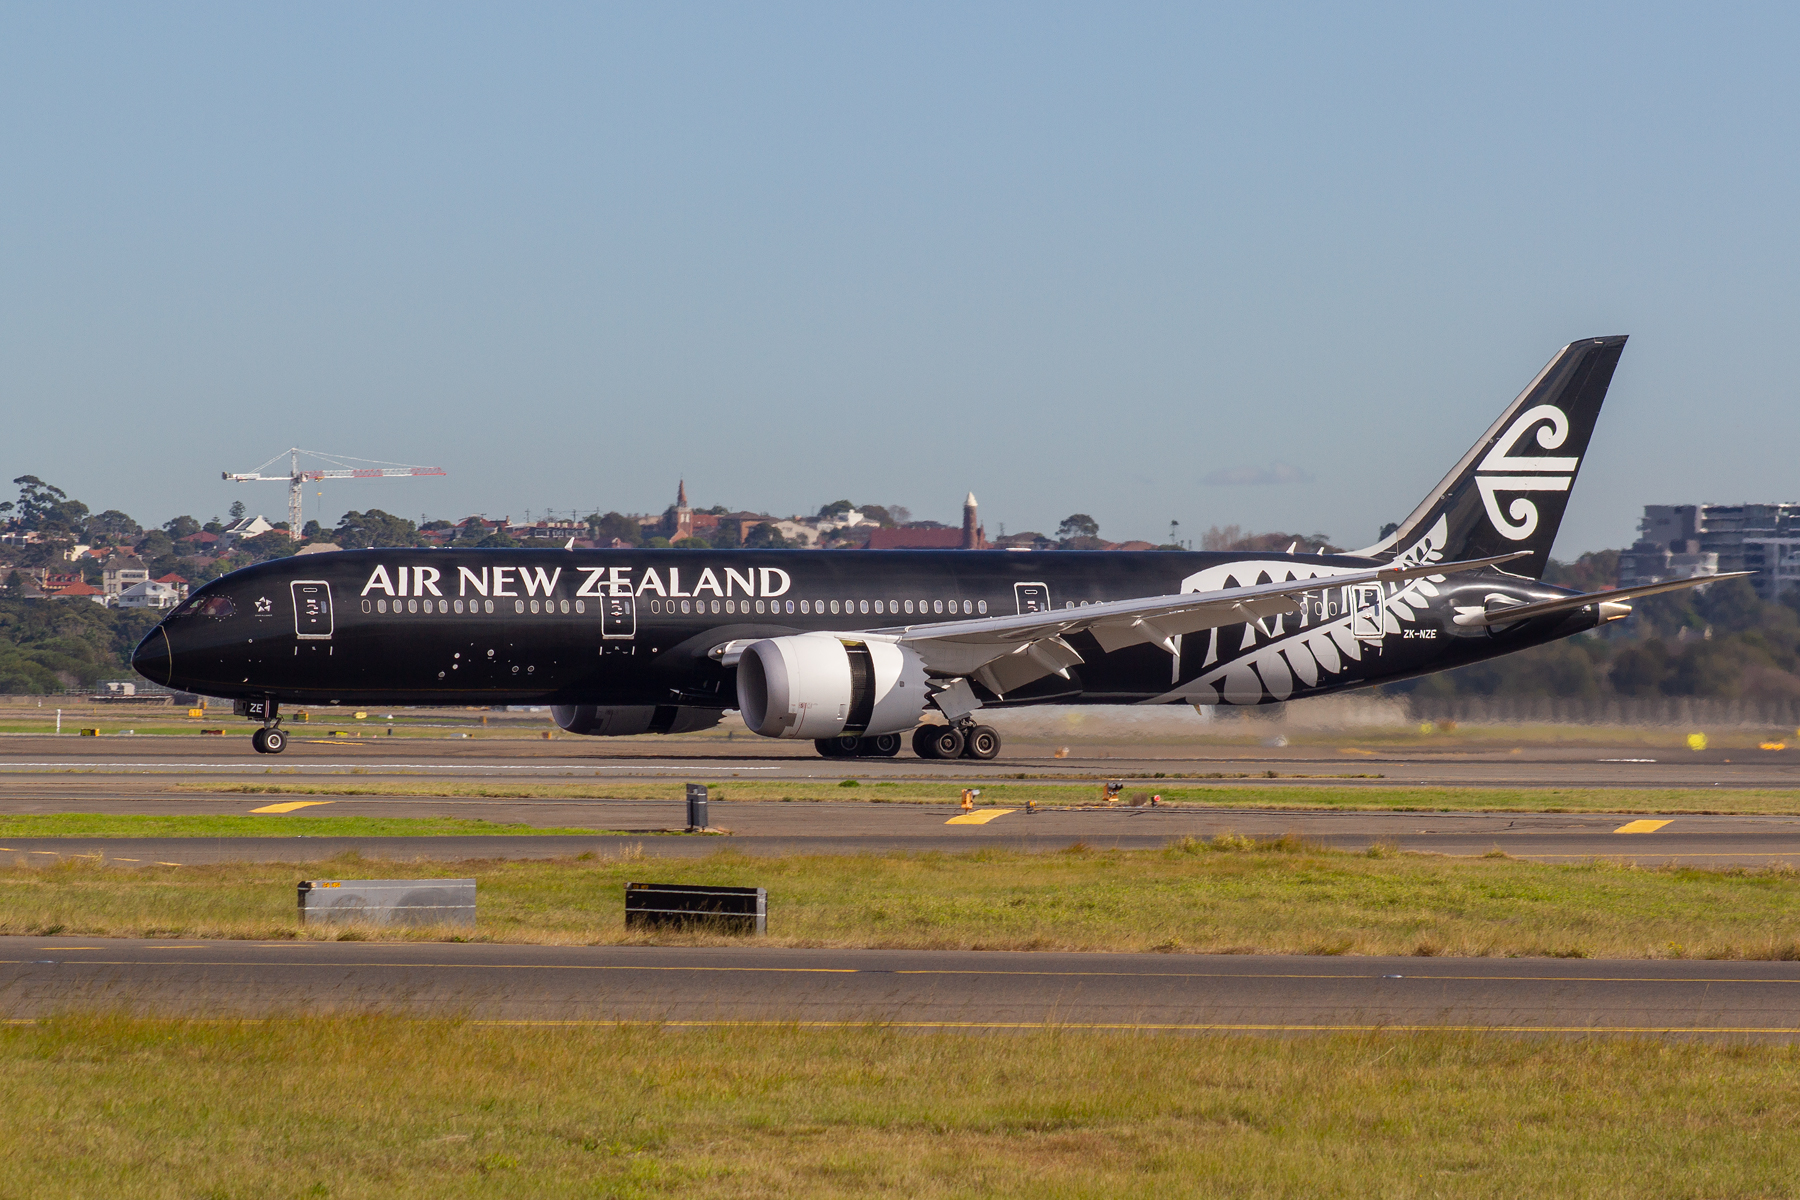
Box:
912, 723, 1001, 761
814, 732, 904, 758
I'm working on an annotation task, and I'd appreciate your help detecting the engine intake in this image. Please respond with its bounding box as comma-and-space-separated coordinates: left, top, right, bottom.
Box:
551, 705, 723, 737
736, 633, 928, 740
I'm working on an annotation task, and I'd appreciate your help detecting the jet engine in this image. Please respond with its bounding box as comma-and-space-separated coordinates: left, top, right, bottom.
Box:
550, 705, 724, 737
735, 633, 929, 740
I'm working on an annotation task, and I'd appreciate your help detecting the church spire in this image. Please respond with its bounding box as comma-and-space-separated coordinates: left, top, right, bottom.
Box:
677, 479, 688, 509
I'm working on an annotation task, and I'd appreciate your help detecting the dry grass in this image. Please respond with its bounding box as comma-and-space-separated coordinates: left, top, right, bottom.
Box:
177, 778, 1800, 814
2, 1015, 1798, 1197
5, 841, 1800, 959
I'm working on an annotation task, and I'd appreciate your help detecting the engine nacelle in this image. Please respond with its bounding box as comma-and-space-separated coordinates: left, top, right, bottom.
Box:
736, 633, 929, 740
550, 705, 724, 737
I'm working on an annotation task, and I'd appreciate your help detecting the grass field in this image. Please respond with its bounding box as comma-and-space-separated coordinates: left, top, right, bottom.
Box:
184, 777, 1800, 814
5, 841, 1798, 958
0, 813, 636, 838
3, 1015, 1798, 1198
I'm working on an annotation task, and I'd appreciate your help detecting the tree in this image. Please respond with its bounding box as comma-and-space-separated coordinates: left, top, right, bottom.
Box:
1058, 514, 1099, 540
476, 530, 517, 549
586, 512, 643, 547
817, 500, 854, 521
135, 530, 174, 561
673, 536, 711, 549
333, 509, 421, 549
300, 519, 323, 540
164, 515, 201, 540
858, 505, 899, 528
240, 530, 296, 562
228, 500, 247, 521
88, 510, 141, 541
742, 522, 790, 549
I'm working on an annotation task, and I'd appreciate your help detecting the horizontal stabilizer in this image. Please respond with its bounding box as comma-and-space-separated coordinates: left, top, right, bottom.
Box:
1452, 572, 1753, 628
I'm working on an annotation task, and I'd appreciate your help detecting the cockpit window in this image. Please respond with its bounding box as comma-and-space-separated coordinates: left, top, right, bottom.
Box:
194, 595, 235, 619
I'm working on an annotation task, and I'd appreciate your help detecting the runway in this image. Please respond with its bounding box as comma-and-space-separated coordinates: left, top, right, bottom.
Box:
6, 800, 1800, 865
4, 937, 1795, 1035
5, 732, 1800, 788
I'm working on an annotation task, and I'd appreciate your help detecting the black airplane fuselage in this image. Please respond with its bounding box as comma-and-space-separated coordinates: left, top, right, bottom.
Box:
132, 546, 1594, 709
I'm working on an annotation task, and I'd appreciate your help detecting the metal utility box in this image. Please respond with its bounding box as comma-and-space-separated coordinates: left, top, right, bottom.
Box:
625, 882, 765, 934
685, 783, 709, 831
298, 878, 476, 927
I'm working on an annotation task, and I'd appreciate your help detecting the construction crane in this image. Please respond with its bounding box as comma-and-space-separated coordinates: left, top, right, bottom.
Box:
223, 448, 447, 537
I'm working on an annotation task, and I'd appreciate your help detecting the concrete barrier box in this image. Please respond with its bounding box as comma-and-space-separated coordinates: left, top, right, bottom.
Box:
298, 878, 476, 927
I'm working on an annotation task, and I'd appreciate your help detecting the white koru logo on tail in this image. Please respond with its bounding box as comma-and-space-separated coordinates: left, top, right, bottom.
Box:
1475, 404, 1578, 540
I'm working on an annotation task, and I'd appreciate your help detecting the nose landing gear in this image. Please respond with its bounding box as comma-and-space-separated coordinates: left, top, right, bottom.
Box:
247, 698, 286, 755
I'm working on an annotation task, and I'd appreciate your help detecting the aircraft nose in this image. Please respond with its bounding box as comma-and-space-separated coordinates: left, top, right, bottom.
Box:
132, 628, 172, 687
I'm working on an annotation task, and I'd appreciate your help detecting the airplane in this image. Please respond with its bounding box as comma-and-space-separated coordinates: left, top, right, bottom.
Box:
132, 335, 1739, 758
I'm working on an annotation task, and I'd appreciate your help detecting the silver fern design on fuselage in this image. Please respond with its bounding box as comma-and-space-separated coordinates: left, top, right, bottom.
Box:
1157, 517, 1450, 705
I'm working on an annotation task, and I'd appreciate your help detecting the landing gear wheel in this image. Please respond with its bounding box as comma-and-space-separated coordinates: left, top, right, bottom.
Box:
814, 738, 844, 758
251, 728, 269, 754
865, 732, 903, 758
914, 725, 965, 760
261, 727, 287, 754
962, 725, 1001, 760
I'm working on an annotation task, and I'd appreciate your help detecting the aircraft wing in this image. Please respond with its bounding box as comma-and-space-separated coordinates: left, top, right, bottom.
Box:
1451, 571, 1753, 628
875, 552, 1525, 694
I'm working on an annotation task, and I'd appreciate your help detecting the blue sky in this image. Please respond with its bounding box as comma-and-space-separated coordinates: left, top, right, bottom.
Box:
3, 3, 1794, 554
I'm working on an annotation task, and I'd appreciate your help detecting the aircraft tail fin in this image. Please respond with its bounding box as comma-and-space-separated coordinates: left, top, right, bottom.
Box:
1351, 336, 1627, 579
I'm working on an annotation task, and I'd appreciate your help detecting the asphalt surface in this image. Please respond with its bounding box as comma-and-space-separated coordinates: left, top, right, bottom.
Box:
4, 938, 1796, 1035
8, 804, 1800, 865
5, 732, 1800, 788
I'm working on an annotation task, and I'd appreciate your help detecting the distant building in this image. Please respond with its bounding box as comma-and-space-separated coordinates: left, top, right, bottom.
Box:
52, 580, 107, 603
101, 556, 149, 600
116, 580, 183, 609
1620, 504, 1800, 597
221, 514, 275, 540
862, 493, 987, 550
295, 542, 341, 556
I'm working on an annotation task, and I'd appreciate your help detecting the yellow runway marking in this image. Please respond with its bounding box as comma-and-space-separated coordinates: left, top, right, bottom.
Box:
249, 800, 335, 813
946, 809, 1016, 825
1614, 819, 1672, 833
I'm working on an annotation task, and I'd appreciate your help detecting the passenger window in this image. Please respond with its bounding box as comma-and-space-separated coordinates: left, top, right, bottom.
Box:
829, 600, 840, 614
484, 599, 495, 614
377, 599, 387, 614
514, 600, 524, 613
904, 600, 914, 614
859, 600, 869, 614
681, 599, 691, 614
873, 600, 883, 614
785, 599, 795, 613
933, 600, 943, 614
978, 600, 987, 614
575, 599, 585, 614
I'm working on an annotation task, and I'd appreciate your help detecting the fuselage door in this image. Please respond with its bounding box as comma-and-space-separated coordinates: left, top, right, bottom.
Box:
1349, 584, 1384, 641
291, 581, 334, 640
1014, 582, 1051, 614
601, 594, 636, 640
